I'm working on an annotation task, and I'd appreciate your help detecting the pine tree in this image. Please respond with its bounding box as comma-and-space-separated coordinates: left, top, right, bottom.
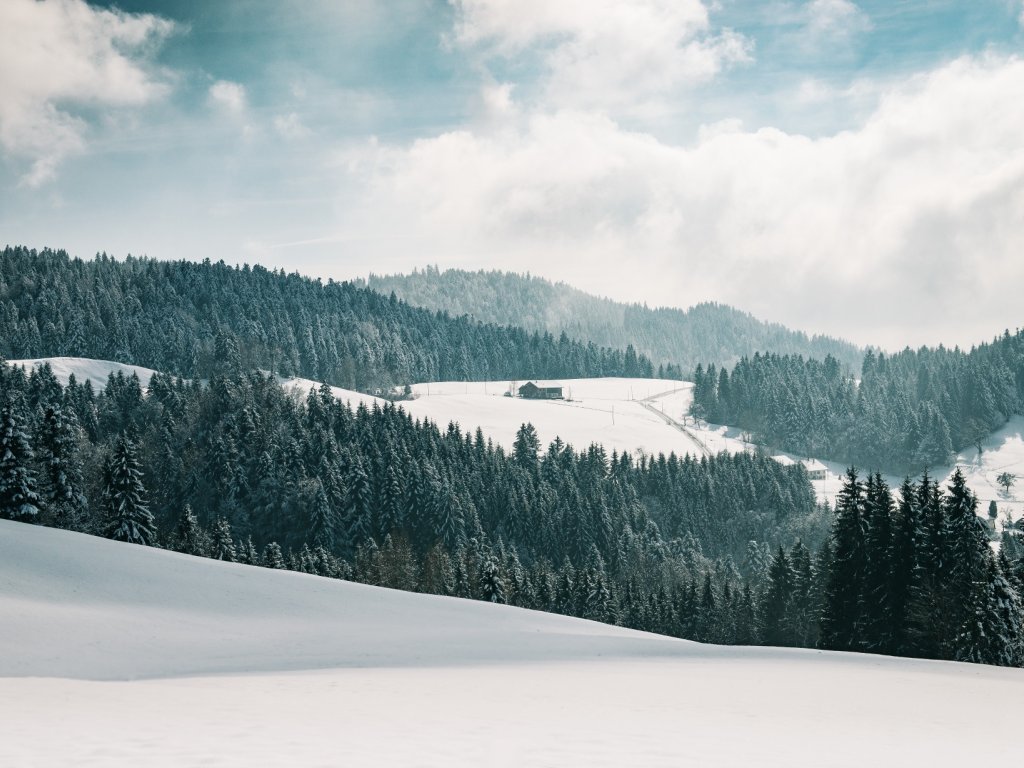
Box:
888, 478, 919, 655
174, 504, 209, 556
860, 474, 895, 652
103, 434, 156, 546
263, 541, 285, 569
36, 406, 88, 530
345, 455, 373, 547
945, 468, 994, 662
978, 554, 1023, 667
820, 468, 866, 651
212, 517, 237, 562
762, 546, 794, 646
0, 405, 41, 521
309, 479, 339, 552
907, 473, 950, 658
480, 552, 506, 604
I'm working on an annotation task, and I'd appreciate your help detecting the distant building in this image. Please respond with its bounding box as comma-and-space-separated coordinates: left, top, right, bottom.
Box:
771, 454, 828, 481
518, 382, 563, 400
801, 459, 828, 481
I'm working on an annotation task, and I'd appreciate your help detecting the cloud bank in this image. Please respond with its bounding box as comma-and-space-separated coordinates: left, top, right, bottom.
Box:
0, 0, 175, 186
339, 53, 1024, 349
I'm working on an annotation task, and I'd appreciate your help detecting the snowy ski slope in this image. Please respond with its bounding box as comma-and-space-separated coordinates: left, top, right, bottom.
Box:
1, 520, 1020, 767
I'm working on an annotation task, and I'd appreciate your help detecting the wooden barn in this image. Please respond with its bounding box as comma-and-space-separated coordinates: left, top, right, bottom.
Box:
518, 382, 564, 400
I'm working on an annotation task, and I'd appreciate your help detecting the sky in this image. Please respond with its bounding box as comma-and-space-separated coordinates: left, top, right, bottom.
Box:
1, 0, 1023, 350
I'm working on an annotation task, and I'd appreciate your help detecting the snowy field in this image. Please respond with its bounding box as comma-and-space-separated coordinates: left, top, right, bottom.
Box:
400, 377, 706, 459
10, 359, 1024, 523
1, 519, 1021, 767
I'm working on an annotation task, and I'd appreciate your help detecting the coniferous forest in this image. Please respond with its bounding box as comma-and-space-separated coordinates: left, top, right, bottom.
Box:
691, 339, 1024, 471
2, 357, 1022, 666
364, 266, 864, 373
0, 246, 656, 389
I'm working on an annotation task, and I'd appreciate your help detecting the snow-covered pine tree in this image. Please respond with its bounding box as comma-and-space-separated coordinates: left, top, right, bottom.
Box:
978, 553, 1023, 667
212, 517, 237, 562
0, 405, 41, 521
761, 546, 794, 646
175, 504, 210, 556
309, 478, 339, 553
945, 468, 997, 663
37, 406, 89, 530
103, 434, 156, 546
480, 552, 506, 604
820, 468, 867, 651
344, 455, 373, 547
860, 474, 895, 652
263, 541, 285, 569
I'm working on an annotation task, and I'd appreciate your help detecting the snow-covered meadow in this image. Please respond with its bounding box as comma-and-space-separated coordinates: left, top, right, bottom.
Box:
1, 519, 1020, 767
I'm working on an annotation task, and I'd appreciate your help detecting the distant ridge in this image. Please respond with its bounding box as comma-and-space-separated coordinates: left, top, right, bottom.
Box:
363, 267, 863, 372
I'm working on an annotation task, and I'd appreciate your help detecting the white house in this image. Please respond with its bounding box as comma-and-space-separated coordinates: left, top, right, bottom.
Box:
800, 459, 828, 481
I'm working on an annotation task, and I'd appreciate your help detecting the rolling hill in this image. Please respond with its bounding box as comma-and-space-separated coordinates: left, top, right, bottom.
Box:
1, 519, 1019, 766
364, 267, 865, 372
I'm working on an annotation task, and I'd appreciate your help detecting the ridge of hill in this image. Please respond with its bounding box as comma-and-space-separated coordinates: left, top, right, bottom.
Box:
363, 267, 864, 372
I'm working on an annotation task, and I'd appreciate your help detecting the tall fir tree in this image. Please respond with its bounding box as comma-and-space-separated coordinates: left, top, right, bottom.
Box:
103, 434, 156, 546
0, 406, 41, 521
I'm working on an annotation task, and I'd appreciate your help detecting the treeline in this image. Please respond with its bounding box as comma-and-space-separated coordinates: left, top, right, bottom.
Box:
692, 337, 1024, 470
2, 360, 1021, 666
0, 246, 656, 389
364, 266, 864, 373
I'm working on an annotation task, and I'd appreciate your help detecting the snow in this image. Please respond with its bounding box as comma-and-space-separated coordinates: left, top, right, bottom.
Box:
276, 374, 388, 409
11, 358, 1024, 523
400, 378, 709, 459
8, 357, 162, 388
1, 520, 1020, 766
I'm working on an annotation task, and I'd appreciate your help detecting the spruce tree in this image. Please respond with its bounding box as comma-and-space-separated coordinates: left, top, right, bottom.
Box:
761, 546, 794, 646
37, 406, 88, 530
103, 434, 156, 546
480, 552, 506, 604
0, 406, 41, 521
212, 517, 237, 562
820, 468, 866, 651
860, 474, 895, 652
174, 504, 209, 556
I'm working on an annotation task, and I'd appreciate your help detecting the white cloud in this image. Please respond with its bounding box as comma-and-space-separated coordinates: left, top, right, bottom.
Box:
0, 0, 175, 186
450, 0, 751, 114
337, 55, 1024, 349
208, 80, 247, 114
273, 112, 309, 140
805, 0, 871, 38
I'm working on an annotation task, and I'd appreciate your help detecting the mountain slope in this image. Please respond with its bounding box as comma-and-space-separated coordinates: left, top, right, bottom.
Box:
364, 267, 864, 372
0, 246, 656, 389
1, 520, 1019, 767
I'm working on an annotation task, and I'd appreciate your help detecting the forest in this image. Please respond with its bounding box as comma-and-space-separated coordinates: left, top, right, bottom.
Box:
0, 246, 656, 390
691, 337, 1024, 471
2, 358, 1021, 666
364, 266, 864, 373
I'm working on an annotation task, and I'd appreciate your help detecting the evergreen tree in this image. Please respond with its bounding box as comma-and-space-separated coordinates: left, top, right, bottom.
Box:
174, 504, 209, 556
820, 468, 866, 651
761, 546, 794, 646
480, 553, 506, 604
103, 434, 156, 546
213, 517, 237, 562
36, 406, 88, 530
0, 406, 41, 521
860, 474, 895, 652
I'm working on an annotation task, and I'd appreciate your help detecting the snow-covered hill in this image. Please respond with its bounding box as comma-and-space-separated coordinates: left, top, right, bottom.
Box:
0, 520, 1019, 767
10, 358, 1024, 523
